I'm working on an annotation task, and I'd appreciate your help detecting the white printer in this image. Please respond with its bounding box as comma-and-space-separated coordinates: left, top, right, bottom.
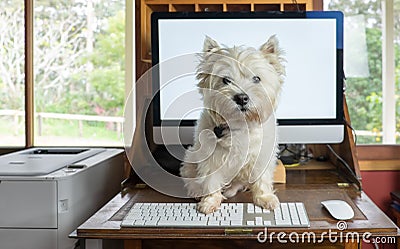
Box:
0, 147, 124, 249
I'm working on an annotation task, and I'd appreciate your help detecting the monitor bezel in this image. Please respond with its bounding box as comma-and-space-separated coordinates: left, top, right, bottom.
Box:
150, 11, 344, 137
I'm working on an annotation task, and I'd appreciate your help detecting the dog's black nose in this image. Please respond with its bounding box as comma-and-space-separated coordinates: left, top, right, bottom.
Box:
233, 93, 249, 106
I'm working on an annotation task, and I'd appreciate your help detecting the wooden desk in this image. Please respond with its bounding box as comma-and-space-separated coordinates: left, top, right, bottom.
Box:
72, 166, 399, 249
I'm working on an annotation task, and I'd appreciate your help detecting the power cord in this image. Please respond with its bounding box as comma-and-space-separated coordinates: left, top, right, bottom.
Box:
343, 116, 358, 145
326, 144, 359, 181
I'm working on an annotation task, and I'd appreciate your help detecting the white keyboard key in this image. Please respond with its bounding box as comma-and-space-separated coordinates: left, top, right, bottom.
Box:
288, 203, 300, 221
278, 203, 292, 226
213, 212, 222, 217
145, 219, 159, 226
247, 203, 255, 214
255, 217, 263, 226
264, 221, 272, 226
159, 219, 208, 226
220, 220, 231, 226
275, 220, 292, 226
121, 220, 133, 227
197, 213, 206, 218
134, 220, 145, 226
262, 208, 270, 214
296, 203, 309, 225
207, 220, 221, 226
274, 207, 282, 220
230, 216, 243, 222
126, 212, 140, 219
246, 220, 255, 226
281, 203, 290, 220
292, 219, 301, 225
157, 220, 178, 226
221, 209, 229, 216
231, 220, 243, 226
255, 206, 262, 213
216, 216, 224, 222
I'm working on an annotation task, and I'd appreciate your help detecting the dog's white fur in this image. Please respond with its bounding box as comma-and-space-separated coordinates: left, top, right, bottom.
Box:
180, 35, 285, 214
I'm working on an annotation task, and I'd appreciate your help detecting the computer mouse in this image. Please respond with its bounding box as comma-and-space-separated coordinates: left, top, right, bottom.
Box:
321, 200, 354, 220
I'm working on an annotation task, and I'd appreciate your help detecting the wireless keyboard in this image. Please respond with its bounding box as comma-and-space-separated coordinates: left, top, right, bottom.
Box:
121, 202, 310, 228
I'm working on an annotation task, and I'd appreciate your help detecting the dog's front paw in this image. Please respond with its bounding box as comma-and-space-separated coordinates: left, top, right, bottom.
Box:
197, 193, 223, 214
198, 199, 221, 214
253, 193, 280, 210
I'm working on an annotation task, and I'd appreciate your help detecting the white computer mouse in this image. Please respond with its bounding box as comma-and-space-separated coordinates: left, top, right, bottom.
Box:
321, 200, 355, 220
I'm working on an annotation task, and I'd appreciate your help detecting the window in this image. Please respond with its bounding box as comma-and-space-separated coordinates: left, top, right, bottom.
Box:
0, 1, 25, 147
0, 0, 132, 148
34, 0, 125, 146
325, 0, 400, 144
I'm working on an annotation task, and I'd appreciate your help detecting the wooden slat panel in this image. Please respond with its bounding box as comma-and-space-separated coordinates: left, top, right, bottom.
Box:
137, 0, 314, 78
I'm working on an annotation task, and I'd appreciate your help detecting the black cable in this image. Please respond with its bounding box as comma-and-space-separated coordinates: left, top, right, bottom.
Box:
326, 144, 359, 181
343, 117, 358, 145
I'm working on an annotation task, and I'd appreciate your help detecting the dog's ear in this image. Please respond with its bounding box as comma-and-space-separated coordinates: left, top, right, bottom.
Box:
260, 35, 286, 78
260, 35, 282, 56
203, 36, 220, 53
197, 36, 220, 90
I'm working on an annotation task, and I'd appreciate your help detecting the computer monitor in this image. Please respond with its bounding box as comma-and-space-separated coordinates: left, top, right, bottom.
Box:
151, 11, 344, 145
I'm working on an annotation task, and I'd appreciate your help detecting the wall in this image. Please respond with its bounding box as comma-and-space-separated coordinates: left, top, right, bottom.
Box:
361, 170, 400, 220
360, 170, 400, 249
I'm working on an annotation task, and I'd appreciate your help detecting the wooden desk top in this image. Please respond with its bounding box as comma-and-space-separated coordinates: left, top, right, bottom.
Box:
74, 170, 399, 240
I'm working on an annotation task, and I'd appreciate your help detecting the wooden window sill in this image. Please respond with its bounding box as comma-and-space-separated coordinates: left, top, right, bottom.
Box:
359, 159, 400, 171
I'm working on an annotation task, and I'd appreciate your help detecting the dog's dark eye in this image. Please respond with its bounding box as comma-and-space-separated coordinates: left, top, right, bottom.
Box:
222, 77, 232, 85
252, 76, 261, 83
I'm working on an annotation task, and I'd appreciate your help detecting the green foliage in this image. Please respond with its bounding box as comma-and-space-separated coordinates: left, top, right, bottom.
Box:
345, 27, 383, 132
329, 0, 400, 143
86, 10, 125, 116
90, 66, 125, 115
328, 0, 381, 26
90, 11, 125, 67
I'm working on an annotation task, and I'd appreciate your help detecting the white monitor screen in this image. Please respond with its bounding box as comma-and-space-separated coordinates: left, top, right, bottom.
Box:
151, 12, 344, 144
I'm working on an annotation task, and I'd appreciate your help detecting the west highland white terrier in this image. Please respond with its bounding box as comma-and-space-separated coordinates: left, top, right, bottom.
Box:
180, 35, 286, 214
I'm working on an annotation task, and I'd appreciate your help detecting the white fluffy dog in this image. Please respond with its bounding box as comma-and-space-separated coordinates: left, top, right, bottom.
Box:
180, 35, 285, 214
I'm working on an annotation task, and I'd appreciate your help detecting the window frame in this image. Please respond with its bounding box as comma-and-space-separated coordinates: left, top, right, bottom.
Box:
25, 0, 34, 147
